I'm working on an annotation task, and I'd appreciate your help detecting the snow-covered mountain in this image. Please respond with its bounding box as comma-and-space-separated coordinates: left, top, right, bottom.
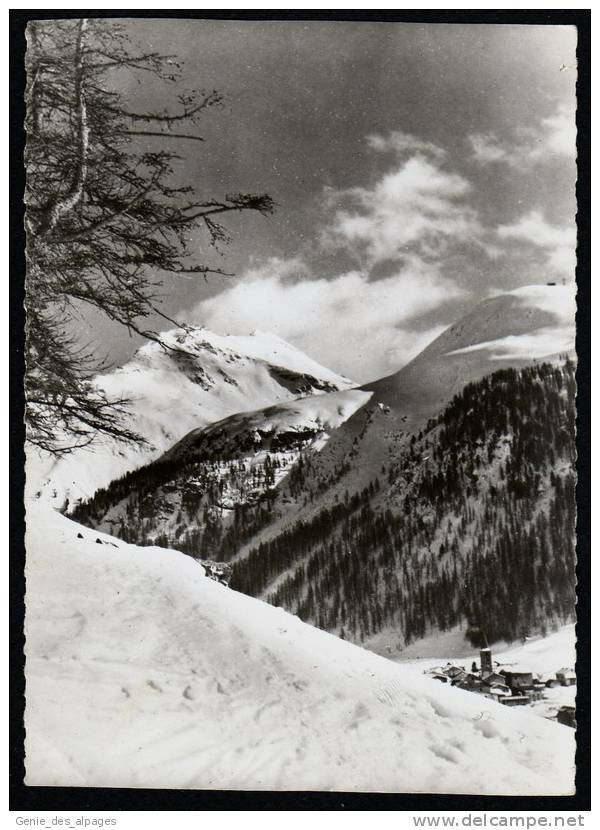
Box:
364, 283, 576, 413
69, 284, 577, 654
25, 503, 575, 793
231, 283, 577, 553
29, 326, 354, 506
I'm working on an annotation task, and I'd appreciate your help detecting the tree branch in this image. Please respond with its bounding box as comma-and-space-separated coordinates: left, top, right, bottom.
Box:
117, 129, 204, 143
105, 90, 222, 123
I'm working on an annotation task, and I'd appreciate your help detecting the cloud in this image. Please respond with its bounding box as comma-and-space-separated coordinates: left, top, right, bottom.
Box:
323, 153, 482, 266
496, 210, 576, 279
539, 105, 577, 158
468, 103, 576, 167
366, 130, 447, 160
467, 134, 511, 165
191, 259, 462, 382
188, 120, 576, 381
238, 255, 311, 284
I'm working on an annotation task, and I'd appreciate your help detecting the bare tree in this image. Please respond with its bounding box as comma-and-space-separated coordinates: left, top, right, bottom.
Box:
25, 18, 274, 455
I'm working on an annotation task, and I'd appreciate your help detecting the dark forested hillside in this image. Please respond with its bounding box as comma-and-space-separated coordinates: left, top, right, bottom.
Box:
70, 431, 307, 558
232, 359, 576, 648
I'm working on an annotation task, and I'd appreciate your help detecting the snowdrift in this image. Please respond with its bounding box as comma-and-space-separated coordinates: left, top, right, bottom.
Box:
25, 505, 574, 794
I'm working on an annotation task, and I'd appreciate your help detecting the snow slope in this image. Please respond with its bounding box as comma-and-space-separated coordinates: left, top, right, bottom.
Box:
25, 505, 575, 794
446, 286, 576, 361
29, 327, 354, 506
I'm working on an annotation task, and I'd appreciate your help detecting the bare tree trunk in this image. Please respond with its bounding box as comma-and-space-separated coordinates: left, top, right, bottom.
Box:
38, 18, 89, 236
25, 23, 42, 136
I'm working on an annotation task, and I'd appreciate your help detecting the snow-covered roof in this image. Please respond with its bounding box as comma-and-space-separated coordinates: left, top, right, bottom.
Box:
556, 668, 576, 678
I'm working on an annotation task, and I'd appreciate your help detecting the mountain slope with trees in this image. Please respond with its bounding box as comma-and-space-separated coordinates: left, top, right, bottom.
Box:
70, 386, 370, 556
73, 356, 576, 653
236, 359, 576, 652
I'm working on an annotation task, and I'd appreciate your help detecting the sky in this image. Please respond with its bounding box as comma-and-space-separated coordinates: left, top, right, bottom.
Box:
72, 19, 578, 383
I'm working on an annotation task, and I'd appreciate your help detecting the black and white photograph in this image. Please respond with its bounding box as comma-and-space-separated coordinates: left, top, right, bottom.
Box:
17, 12, 586, 800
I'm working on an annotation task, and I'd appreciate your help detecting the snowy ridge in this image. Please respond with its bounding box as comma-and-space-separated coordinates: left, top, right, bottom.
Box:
365, 283, 576, 407
445, 285, 576, 361
25, 505, 574, 793
162, 388, 373, 462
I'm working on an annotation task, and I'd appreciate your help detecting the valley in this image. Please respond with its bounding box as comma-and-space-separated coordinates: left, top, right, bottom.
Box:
69, 284, 577, 657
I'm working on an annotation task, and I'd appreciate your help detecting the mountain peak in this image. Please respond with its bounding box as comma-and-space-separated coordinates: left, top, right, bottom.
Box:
130, 326, 353, 389
365, 283, 575, 402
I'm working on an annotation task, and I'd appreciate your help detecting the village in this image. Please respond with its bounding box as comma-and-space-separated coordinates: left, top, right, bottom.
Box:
423, 645, 576, 727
